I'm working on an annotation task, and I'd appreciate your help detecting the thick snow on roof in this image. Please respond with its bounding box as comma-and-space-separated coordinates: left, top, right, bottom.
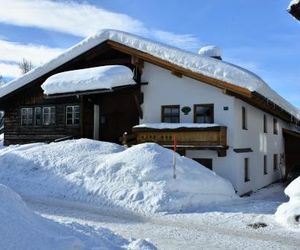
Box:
0, 29, 299, 118
41, 65, 135, 95
198, 45, 222, 58
134, 123, 221, 130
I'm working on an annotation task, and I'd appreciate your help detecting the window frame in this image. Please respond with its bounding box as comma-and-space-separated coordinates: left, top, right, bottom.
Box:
193, 104, 214, 123
21, 107, 33, 126
42, 106, 56, 126
161, 105, 180, 123
244, 158, 250, 182
242, 106, 247, 130
65, 105, 80, 126
34, 107, 42, 126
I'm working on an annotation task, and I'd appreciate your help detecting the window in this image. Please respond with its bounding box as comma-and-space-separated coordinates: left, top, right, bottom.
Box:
263, 114, 267, 133
194, 104, 214, 123
273, 154, 278, 171
43, 106, 55, 125
66, 105, 80, 125
264, 155, 268, 175
244, 158, 250, 182
21, 108, 33, 126
242, 106, 247, 130
161, 105, 180, 123
273, 118, 278, 135
34, 107, 42, 126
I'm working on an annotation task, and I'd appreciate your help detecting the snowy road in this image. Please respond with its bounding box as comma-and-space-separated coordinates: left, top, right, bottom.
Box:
26, 191, 300, 250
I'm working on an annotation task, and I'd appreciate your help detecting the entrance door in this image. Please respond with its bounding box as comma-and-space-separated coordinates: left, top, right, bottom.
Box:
93, 104, 100, 140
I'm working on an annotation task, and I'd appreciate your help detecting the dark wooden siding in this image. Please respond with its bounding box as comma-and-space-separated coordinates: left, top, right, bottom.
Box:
81, 86, 140, 143
0, 45, 140, 145
3, 85, 81, 145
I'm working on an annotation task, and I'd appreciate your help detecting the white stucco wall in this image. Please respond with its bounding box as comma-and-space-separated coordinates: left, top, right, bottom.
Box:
232, 98, 288, 194
140, 62, 291, 195
140, 63, 240, 190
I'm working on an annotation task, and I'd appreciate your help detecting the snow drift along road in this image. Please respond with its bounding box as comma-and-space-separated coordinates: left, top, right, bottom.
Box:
0, 183, 157, 250
275, 177, 300, 229
0, 139, 236, 213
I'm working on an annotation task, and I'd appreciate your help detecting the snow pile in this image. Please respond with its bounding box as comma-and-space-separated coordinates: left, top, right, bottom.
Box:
198, 45, 222, 59
0, 183, 157, 250
41, 65, 135, 95
134, 123, 221, 130
0, 29, 298, 119
0, 139, 236, 213
275, 177, 300, 228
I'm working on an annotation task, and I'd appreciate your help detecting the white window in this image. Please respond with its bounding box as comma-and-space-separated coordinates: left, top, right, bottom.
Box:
34, 107, 42, 126
21, 108, 33, 126
66, 105, 80, 125
43, 106, 55, 125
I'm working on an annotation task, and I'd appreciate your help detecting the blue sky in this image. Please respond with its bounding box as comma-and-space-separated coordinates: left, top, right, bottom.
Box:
0, 0, 299, 108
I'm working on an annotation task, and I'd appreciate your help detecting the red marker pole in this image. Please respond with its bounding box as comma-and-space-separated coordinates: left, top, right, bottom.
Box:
173, 134, 177, 179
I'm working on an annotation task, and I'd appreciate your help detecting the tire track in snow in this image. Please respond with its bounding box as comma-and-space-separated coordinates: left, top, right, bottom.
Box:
26, 196, 300, 249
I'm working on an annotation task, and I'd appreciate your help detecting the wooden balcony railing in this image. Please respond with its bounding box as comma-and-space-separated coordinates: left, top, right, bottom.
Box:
130, 125, 228, 156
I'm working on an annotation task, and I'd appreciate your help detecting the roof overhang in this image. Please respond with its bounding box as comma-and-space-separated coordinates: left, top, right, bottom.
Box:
44, 83, 142, 98
283, 128, 300, 139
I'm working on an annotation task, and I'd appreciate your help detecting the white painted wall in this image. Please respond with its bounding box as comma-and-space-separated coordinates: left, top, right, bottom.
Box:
232, 98, 288, 194
140, 62, 291, 195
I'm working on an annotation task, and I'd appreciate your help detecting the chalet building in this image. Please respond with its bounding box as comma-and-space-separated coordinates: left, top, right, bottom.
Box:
0, 29, 300, 195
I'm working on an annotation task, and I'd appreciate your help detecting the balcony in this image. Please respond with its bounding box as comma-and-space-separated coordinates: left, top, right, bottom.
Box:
130, 123, 228, 157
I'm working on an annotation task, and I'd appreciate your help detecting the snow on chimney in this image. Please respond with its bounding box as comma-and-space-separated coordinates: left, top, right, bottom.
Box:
198, 45, 222, 60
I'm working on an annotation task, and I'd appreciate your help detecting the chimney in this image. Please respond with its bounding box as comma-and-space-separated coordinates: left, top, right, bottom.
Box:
198, 45, 222, 60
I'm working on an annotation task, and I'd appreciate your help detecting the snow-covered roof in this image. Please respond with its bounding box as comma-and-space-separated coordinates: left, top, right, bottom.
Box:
41, 65, 135, 95
0, 29, 299, 118
134, 123, 221, 130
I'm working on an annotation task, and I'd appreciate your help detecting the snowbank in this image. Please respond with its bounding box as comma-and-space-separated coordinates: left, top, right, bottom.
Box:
0, 139, 236, 213
0, 183, 156, 250
41, 65, 135, 95
275, 177, 300, 229
0, 133, 3, 149
0, 29, 298, 119
134, 123, 220, 130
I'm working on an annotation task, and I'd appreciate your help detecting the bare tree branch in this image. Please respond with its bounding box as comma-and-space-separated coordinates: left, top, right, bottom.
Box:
18, 58, 33, 74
